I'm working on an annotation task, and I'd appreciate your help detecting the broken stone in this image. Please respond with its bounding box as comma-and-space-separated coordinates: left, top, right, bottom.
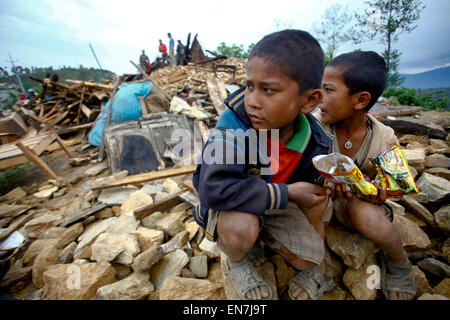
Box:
42, 262, 115, 300
132, 245, 164, 273
154, 192, 170, 202
98, 186, 139, 205
342, 255, 377, 300
189, 254, 208, 278
199, 237, 221, 259
401, 196, 436, 227
74, 217, 117, 257
93, 272, 154, 300
416, 173, 450, 202
131, 227, 164, 252
4, 187, 27, 202
38, 226, 66, 240
149, 249, 189, 289
73, 244, 92, 260
58, 241, 77, 264
181, 268, 197, 278
70, 157, 90, 167
418, 258, 450, 279
434, 205, 450, 235
91, 232, 140, 266
324, 245, 344, 280
24, 213, 63, 238
424, 167, 450, 180
155, 214, 185, 237
0, 266, 32, 289
162, 230, 189, 254
402, 148, 426, 170
94, 207, 114, 219
111, 263, 132, 281
425, 154, 450, 168
185, 219, 200, 241
22, 238, 59, 266
325, 226, 379, 269
159, 276, 223, 300
399, 134, 429, 146
413, 265, 433, 296
57, 222, 84, 249
32, 244, 59, 288
433, 278, 450, 298
141, 211, 163, 229
106, 214, 139, 234
404, 212, 427, 229
85, 163, 108, 177
33, 186, 59, 199
417, 293, 449, 300
162, 178, 181, 194
386, 199, 405, 216
393, 214, 431, 249
120, 190, 153, 215
140, 183, 165, 196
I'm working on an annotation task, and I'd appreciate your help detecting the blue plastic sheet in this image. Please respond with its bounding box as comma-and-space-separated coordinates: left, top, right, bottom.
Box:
88, 81, 152, 146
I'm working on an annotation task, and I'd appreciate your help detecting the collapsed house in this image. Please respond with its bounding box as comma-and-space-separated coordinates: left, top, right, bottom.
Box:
0, 38, 449, 300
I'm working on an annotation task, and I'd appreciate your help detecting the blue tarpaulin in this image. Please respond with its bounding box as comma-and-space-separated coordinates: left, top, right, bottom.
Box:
88, 81, 152, 146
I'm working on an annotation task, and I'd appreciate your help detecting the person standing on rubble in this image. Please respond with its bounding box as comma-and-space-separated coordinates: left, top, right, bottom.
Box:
140, 50, 151, 73
159, 39, 168, 64
167, 33, 176, 66
176, 40, 186, 66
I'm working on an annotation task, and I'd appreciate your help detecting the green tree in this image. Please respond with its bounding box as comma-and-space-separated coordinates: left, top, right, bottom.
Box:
356, 0, 426, 88
213, 42, 255, 59
312, 4, 358, 60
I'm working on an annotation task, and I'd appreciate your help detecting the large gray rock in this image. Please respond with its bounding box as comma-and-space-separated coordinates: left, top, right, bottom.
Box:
162, 230, 189, 254
93, 272, 154, 300
416, 173, 450, 202
424, 167, 450, 180
141, 211, 163, 229
425, 154, 450, 168
418, 258, 450, 279
325, 226, 379, 269
401, 196, 436, 227
155, 214, 185, 237
434, 205, 450, 235
149, 249, 189, 289
402, 148, 426, 170
189, 255, 208, 278
132, 245, 164, 272
159, 276, 223, 300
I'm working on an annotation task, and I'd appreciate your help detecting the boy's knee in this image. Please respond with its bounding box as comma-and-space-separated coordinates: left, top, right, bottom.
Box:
217, 210, 260, 252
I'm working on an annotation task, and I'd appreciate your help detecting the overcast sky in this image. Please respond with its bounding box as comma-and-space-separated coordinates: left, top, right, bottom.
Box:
0, 0, 448, 76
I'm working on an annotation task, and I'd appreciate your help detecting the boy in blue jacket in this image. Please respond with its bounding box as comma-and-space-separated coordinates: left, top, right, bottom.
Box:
193, 30, 334, 300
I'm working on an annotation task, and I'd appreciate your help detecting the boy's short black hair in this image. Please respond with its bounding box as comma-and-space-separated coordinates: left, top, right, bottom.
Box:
328, 51, 387, 110
248, 29, 324, 94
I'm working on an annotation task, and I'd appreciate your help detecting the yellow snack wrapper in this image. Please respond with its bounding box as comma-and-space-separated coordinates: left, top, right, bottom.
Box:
312, 153, 377, 196
370, 144, 420, 197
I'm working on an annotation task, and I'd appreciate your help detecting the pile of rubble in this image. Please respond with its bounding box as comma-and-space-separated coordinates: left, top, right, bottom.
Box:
0, 54, 449, 300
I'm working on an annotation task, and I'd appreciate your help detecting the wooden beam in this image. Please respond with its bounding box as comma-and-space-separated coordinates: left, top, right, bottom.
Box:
58, 203, 109, 227
52, 132, 74, 158
15, 142, 58, 179
91, 165, 197, 190
206, 76, 227, 115
66, 79, 114, 90
134, 190, 185, 220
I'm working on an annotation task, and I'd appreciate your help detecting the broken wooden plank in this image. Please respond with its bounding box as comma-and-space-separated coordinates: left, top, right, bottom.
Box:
58, 203, 109, 227
134, 190, 185, 220
15, 142, 58, 179
91, 165, 197, 190
57, 122, 94, 135
66, 79, 114, 90
80, 104, 93, 119
206, 76, 227, 115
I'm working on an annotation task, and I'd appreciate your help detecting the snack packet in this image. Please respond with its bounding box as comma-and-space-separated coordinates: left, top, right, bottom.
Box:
370, 144, 420, 197
312, 153, 377, 195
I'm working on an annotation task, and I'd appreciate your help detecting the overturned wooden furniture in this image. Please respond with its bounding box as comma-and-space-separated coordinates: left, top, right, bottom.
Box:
0, 131, 73, 179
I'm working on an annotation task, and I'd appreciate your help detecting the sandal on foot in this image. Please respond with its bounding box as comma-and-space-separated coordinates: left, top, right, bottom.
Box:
379, 252, 416, 300
288, 269, 335, 300
226, 258, 273, 300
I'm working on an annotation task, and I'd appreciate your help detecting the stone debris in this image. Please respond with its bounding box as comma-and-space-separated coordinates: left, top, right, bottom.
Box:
0, 60, 449, 301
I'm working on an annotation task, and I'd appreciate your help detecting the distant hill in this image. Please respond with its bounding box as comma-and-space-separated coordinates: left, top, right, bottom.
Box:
401, 66, 450, 89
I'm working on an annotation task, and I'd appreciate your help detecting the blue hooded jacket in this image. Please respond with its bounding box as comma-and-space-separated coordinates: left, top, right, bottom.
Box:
192, 87, 333, 228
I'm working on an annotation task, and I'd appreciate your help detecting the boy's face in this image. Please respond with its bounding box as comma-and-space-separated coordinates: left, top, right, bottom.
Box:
244, 56, 305, 131
319, 66, 356, 125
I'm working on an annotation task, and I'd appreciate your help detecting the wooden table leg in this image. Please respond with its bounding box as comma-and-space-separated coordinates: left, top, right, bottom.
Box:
15, 142, 58, 179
